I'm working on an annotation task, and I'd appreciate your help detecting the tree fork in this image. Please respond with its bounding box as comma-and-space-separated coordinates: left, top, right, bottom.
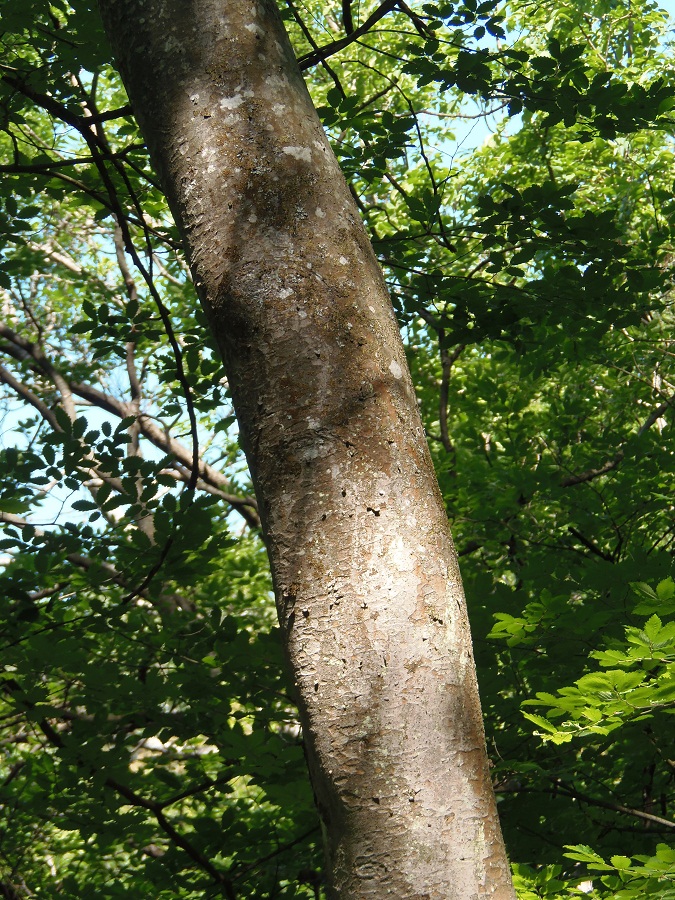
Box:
96, 0, 515, 896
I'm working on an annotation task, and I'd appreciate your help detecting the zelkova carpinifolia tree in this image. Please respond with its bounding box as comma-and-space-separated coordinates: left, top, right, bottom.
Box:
97, 0, 515, 896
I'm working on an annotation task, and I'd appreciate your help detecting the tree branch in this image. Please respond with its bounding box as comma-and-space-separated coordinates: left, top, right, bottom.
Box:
285, 0, 346, 97
2, 674, 235, 897
341, 0, 355, 34
561, 395, 674, 487
104, 776, 235, 893
0, 326, 260, 527
495, 779, 675, 830
567, 526, 614, 562
297, 0, 400, 70
552, 779, 675, 830
0, 512, 193, 612
438, 339, 464, 457
0, 363, 61, 431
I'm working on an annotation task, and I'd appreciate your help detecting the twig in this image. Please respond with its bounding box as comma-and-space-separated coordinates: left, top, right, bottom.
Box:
297, 0, 399, 69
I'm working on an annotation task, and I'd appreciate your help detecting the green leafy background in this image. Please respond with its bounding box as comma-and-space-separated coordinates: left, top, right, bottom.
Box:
0, 0, 674, 896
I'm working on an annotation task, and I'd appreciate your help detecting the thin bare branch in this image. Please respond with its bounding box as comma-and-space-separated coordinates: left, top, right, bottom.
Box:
496, 778, 675, 831
0, 512, 193, 612
0, 326, 260, 526
0, 363, 61, 431
438, 340, 465, 457
561, 394, 674, 487
297, 0, 399, 70
285, 0, 346, 97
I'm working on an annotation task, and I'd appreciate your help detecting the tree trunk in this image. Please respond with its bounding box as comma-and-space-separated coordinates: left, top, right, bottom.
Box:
97, 1, 516, 896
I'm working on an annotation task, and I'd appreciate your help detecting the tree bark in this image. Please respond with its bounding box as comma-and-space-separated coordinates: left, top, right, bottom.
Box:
97, 1, 516, 896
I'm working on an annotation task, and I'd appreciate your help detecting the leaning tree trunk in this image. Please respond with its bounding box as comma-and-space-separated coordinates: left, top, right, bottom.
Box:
97, 1, 515, 896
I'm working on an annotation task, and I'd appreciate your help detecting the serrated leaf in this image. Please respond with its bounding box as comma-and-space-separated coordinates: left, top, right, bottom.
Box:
657, 577, 675, 601
643, 614, 663, 642
71, 500, 99, 511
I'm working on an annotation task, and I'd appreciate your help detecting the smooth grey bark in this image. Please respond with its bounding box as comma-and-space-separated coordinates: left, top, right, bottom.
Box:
97, 1, 516, 896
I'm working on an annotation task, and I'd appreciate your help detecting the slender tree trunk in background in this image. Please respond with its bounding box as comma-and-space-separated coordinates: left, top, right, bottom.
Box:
97, 1, 515, 896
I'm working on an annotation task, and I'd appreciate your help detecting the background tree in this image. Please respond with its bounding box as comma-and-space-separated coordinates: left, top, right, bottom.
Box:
0, 0, 674, 897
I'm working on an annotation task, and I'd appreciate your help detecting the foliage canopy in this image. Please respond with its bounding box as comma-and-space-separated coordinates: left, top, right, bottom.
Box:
0, 0, 674, 896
